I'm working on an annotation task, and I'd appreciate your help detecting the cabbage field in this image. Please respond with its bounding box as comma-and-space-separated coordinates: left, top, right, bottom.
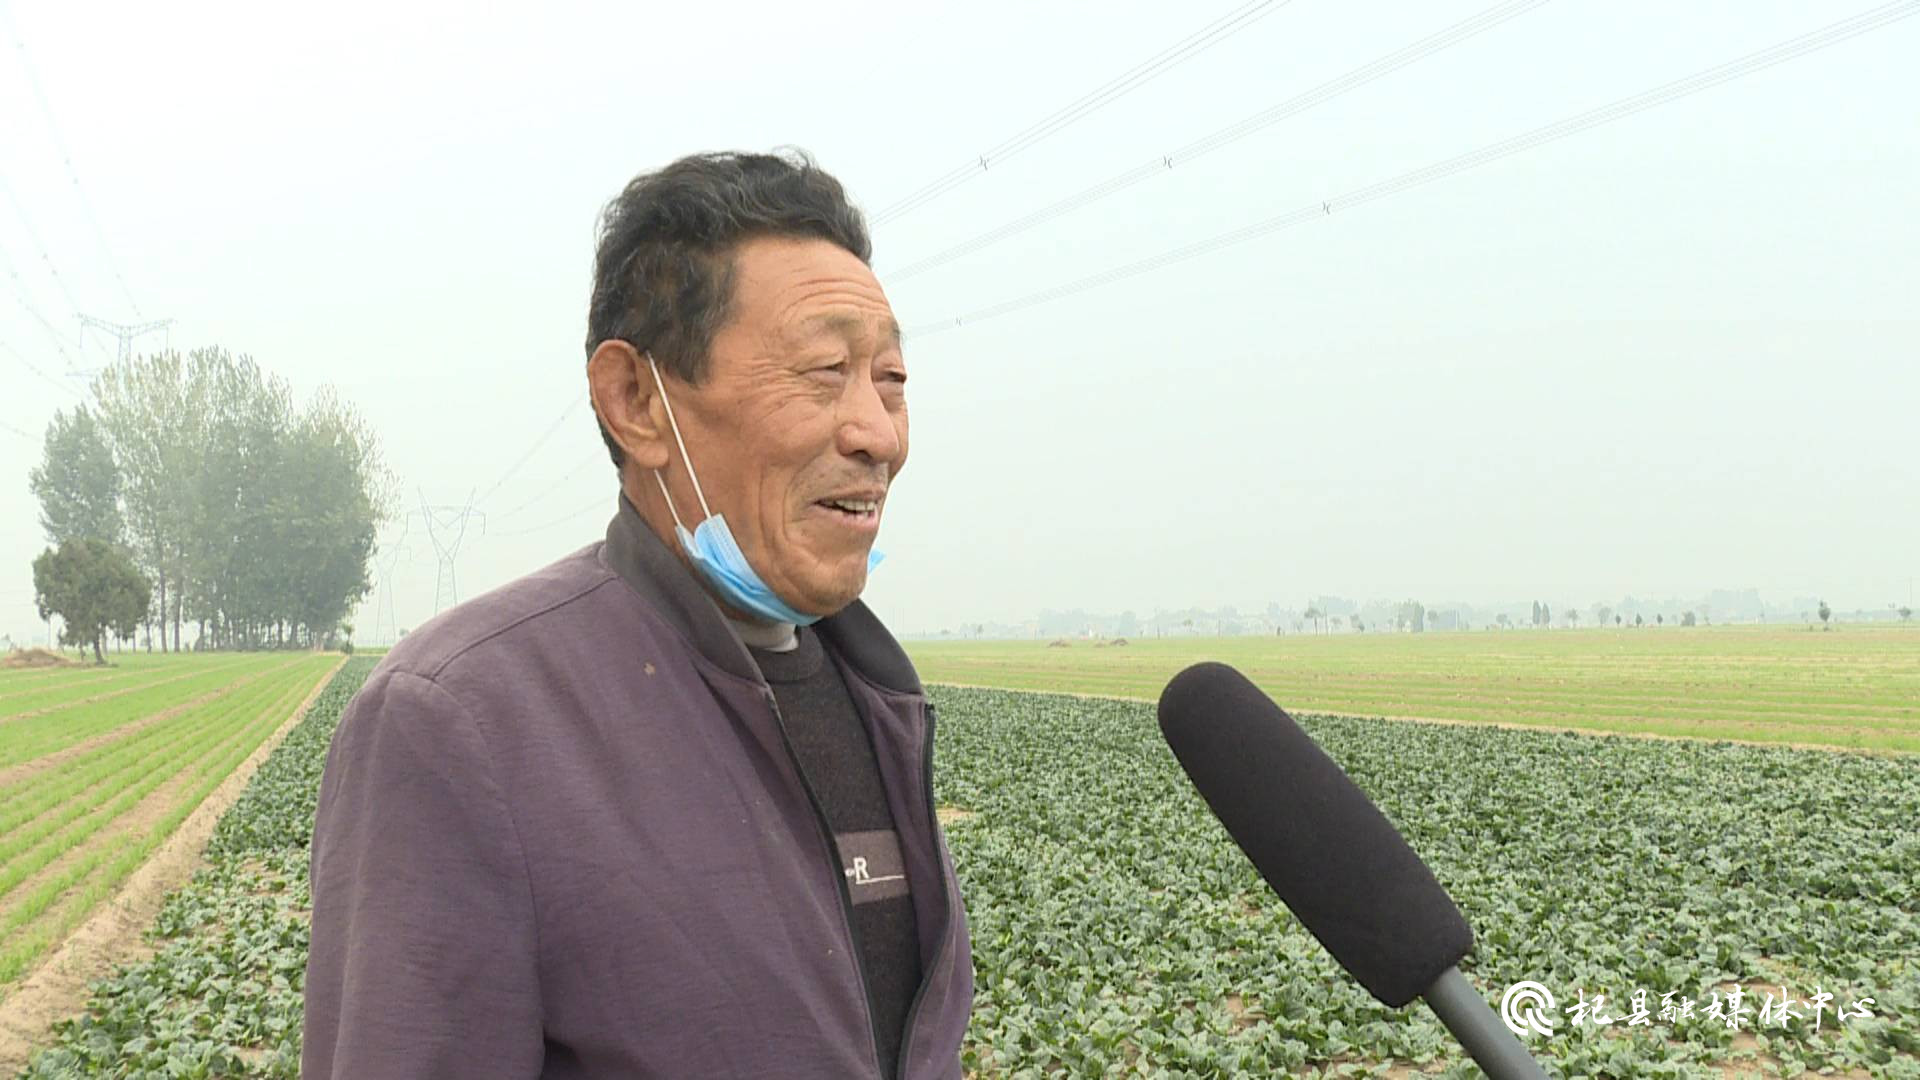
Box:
18, 668, 1920, 1077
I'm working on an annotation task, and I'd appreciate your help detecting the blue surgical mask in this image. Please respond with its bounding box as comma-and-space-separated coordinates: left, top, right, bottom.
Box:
646, 354, 883, 627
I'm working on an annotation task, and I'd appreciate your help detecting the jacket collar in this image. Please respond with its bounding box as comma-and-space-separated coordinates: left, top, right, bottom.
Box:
603, 492, 924, 697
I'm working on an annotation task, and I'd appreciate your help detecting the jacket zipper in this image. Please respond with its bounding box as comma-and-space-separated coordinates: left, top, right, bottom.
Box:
760, 689, 889, 1079
893, 700, 952, 1079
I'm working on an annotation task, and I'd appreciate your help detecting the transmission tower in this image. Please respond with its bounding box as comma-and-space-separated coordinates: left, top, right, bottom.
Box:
75, 313, 172, 364
371, 520, 413, 644
416, 490, 485, 616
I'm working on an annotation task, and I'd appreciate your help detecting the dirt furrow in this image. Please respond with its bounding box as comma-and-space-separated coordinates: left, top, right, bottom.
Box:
0, 672, 309, 930
0, 656, 258, 723
0, 656, 342, 1073
0, 673, 116, 706
0, 658, 307, 790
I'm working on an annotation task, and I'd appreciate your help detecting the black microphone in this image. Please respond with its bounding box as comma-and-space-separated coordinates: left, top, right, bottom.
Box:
1158, 662, 1548, 1080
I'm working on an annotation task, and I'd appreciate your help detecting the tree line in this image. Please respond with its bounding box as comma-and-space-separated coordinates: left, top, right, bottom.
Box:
28, 347, 392, 657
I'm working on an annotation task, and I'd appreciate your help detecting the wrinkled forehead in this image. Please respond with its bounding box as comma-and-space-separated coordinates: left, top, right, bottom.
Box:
785, 309, 904, 354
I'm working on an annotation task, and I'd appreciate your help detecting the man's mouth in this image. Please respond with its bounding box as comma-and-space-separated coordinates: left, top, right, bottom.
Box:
816, 494, 882, 522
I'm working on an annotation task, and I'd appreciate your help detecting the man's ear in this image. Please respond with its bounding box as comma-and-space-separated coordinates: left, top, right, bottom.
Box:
587, 340, 672, 472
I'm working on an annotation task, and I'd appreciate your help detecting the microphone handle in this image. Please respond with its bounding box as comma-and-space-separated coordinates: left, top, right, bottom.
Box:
1421, 967, 1552, 1080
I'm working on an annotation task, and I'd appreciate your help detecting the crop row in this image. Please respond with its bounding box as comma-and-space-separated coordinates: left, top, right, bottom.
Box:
921, 659, 1919, 715
0, 659, 328, 819
20, 657, 372, 1077
0, 654, 182, 696
0, 660, 324, 895
0, 657, 309, 769
0, 657, 266, 720
0, 657, 338, 988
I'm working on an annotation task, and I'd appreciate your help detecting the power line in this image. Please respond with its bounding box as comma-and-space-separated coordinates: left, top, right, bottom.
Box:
489, 495, 613, 539
492, 447, 609, 521
907, 0, 1920, 338
472, 389, 588, 509
0, 244, 81, 370
1, 416, 34, 440
0, 173, 85, 313
0, 333, 80, 400
4, 172, 171, 376
869, 0, 1291, 227
884, 0, 1552, 283
1, 5, 144, 316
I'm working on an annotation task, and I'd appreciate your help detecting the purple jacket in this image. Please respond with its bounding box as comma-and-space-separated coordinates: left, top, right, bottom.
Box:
303, 497, 973, 1078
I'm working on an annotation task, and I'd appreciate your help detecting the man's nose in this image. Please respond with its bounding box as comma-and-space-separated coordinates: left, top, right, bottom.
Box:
836, 375, 902, 463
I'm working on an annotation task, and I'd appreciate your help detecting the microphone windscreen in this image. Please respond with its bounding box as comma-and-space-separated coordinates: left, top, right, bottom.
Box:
1157, 661, 1473, 1007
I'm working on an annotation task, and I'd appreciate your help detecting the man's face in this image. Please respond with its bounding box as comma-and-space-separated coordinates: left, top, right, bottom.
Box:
654, 234, 908, 619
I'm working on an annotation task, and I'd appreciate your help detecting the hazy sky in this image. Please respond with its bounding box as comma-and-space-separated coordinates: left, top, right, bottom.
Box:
2, 0, 1916, 643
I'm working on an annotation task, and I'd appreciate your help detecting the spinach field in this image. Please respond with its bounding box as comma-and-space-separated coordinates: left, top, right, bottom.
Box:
935, 686, 1919, 1078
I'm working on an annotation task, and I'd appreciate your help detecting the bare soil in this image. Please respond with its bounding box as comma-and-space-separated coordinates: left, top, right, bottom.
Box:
0, 657, 342, 1074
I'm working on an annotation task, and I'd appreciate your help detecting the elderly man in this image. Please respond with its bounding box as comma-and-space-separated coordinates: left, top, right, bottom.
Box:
302, 151, 973, 1079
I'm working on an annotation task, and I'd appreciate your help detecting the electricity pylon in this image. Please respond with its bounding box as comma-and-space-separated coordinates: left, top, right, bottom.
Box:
371, 520, 413, 644
416, 490, 485, 616
75, 313, 172, 364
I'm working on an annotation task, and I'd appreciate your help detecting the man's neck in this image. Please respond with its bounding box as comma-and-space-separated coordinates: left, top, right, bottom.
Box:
728, 614, 797, 653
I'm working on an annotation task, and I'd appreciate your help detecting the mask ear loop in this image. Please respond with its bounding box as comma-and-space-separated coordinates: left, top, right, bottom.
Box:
645, 352, 715, 529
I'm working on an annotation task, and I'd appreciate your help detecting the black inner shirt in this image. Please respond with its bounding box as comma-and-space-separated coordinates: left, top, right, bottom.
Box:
751, 627, 923, 1079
